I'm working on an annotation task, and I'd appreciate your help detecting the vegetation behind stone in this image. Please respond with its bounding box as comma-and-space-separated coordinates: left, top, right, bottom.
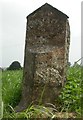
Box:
2, 64, 82, 118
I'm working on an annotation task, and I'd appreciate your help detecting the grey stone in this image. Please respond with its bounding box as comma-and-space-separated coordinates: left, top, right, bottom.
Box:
15, 3, 70, 112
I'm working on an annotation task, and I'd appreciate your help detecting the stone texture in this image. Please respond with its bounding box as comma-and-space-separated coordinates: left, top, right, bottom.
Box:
15, 3, 70, 112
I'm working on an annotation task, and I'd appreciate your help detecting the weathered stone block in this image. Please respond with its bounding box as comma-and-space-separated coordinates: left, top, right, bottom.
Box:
15, 3, 70, 112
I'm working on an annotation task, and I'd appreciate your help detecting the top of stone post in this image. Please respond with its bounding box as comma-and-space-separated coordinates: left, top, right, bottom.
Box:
27, 3, 69, 19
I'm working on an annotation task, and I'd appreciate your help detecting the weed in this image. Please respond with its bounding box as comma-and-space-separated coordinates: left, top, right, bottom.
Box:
2, 65, 82, 118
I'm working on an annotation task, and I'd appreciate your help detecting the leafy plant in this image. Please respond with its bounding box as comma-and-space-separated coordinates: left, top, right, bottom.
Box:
59, 64, 82, 117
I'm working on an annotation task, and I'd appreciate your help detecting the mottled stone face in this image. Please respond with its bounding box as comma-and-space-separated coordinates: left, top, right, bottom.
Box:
26, 6, 67, 52
15, 4, 70, 111
25, 8, 67, 89
23, 5, 70, 104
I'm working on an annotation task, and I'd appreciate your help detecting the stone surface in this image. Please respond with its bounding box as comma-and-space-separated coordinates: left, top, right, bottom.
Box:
15, 3, 70, 112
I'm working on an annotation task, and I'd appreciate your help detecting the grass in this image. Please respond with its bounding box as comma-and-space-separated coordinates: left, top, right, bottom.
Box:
0, 69, 3, 119
1, 64, 82, 119
2, 69, 23, 117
